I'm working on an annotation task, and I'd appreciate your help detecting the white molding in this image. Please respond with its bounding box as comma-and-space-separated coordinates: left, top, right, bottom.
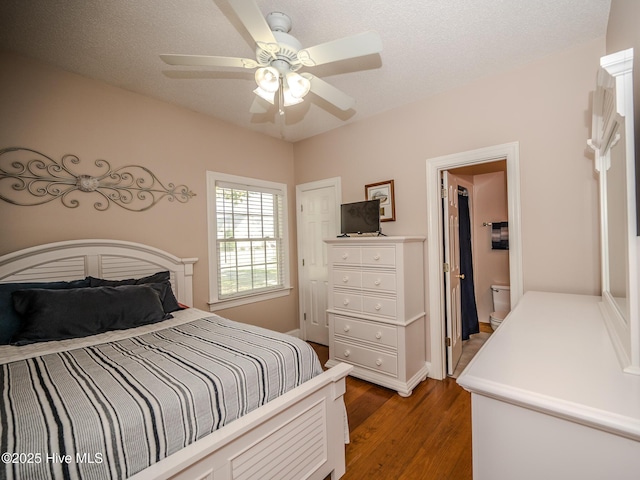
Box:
207, 287, 292, 311
425, 142, 523, 380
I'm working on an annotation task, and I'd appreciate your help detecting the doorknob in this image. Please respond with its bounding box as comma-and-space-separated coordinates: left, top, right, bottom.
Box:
455, 273, 465, 279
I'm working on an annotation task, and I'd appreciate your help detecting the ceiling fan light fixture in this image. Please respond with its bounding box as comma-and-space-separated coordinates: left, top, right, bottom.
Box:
253, 86, 275, 104
161, 4, 383, 121
285, 72, 311, 99
282, 88, 304, 106
255, 66, 280, 93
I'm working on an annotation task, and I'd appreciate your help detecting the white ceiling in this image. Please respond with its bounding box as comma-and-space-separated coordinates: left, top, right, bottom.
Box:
0, 0, 611, 142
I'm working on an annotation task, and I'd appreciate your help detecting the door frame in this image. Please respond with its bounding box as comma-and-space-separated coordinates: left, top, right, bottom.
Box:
426, 142, 523, 380
295, 177, 342, 340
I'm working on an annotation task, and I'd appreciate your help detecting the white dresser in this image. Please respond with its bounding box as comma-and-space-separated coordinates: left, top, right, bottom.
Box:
457, 291, 640, 480
324, 236, 428, 396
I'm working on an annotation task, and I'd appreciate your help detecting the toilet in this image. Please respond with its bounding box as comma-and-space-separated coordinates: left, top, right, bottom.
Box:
490, 284, 511, 331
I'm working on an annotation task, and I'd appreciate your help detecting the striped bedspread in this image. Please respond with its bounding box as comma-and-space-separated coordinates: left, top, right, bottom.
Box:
0, 314, 323, 479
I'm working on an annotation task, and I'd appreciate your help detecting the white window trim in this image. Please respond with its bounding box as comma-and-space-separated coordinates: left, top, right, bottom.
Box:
206, 171, 291, 311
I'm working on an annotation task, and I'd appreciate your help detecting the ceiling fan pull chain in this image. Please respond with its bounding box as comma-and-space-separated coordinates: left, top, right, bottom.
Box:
278, 77, 285, 116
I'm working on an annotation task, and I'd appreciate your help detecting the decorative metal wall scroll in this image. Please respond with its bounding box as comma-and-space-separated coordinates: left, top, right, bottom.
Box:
0, 147, 195, 211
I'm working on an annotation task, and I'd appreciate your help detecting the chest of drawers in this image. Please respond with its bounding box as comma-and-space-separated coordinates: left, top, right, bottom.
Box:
324, 237, 428, 396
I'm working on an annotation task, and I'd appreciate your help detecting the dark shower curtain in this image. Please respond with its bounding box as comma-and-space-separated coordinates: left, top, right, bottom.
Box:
458, 190, 479, 340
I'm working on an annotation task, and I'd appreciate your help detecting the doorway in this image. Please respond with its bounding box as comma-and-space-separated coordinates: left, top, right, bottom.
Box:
445, 163, 510, 376
426, 142, 523, 380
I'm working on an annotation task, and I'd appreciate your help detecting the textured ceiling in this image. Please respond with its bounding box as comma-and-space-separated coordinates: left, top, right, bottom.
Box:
0, 0, 611, 142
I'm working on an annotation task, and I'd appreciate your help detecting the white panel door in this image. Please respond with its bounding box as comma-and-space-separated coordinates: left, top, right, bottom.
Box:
296, 179, 340, 345
443, 171, 463, 375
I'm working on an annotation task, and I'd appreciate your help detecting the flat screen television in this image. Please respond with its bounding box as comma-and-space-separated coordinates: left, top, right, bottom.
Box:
340, 199, 381, 236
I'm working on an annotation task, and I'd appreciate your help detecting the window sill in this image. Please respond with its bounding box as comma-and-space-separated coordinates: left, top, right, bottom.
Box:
208, 287, 292, 312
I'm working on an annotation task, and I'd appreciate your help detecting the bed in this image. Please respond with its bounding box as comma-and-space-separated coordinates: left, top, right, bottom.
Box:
0, 239, 352, 480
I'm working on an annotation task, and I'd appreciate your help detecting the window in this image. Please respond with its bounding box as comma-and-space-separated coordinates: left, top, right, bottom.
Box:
206, 172, 290, 310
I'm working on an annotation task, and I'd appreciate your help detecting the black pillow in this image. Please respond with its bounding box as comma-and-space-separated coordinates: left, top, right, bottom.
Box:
87, 271, 182, 313
0, 278, 91, 345
88, 270, 169, 287
11, 284, 169, 345
147, 281, 182, 313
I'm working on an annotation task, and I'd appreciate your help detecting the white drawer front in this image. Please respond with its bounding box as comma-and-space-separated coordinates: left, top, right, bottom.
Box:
333, 292, 362, 313
333, 269, 362, 288
361, 246, 395, 266
331, 246, 361, 265
362, 271, 396, 292
334, 316, 398, 348
363, 296, 397, 318
334, 340, 397, 376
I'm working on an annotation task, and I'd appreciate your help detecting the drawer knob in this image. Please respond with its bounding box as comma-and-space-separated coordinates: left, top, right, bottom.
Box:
342, 275, 349, 283
343, 325, 351, 332
376, 359, 382, 366
342, 253, 348, 260
375, 332, 382, 339
375, 303, 382, 311
343, 299, 350, 306
374, 279, 381, 286
373, 254, 381, 261
344, 350, 351, 357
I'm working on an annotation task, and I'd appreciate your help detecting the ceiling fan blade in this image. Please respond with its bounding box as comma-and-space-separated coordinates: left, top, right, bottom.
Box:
298, 31, 382, 67
160, 54, 258, 69
227, 0, 277, 47
305, 74, 355, 111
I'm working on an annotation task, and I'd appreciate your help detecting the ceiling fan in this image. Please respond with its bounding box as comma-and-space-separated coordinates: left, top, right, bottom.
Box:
160, 0, 382, 115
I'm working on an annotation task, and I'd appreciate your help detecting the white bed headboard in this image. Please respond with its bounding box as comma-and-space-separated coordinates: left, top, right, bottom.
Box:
0, 239, 198, 306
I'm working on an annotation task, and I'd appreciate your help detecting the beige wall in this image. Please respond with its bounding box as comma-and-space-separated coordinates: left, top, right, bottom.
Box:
0, 51, 299, 333
471, 171, 510, 323
294, 38, 605, 303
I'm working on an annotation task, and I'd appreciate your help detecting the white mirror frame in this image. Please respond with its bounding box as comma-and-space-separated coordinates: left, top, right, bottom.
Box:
589, 48, 639, 375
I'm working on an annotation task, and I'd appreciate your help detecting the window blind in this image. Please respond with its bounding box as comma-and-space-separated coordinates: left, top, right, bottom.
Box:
215, 182, 285, 299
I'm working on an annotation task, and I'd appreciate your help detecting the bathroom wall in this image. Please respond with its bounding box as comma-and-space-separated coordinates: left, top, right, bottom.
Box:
472, 170, 510, 323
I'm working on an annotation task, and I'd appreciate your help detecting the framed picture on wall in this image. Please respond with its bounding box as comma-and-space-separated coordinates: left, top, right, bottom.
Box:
365, 180, 395, 222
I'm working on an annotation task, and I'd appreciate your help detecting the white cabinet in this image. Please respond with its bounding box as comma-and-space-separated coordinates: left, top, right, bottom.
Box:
324, 237, 428, 396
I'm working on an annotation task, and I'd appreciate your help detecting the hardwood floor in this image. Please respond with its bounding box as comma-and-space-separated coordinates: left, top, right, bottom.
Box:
479, 321, 493, 334
311, 344, 473, 480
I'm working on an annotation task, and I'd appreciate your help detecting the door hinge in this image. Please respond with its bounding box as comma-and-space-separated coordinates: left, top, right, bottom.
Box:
446, 337, 451, 347
303, 313, 307, 321
302, 259, 305, 267
443, 262, 449, 273
441, 187, 447, 198
300, 204, 304, 212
